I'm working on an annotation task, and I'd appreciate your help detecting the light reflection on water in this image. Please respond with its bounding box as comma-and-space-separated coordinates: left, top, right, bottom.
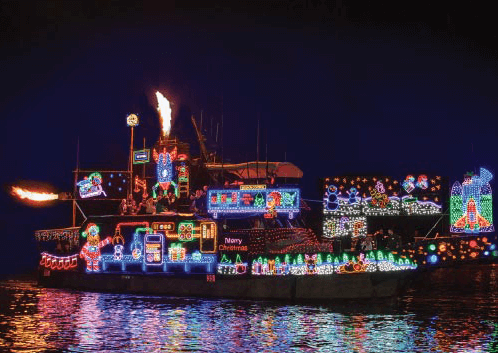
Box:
0, 265, 497, 352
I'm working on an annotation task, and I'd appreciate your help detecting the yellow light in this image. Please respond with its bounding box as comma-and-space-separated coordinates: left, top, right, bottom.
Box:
126, 113, 139, 127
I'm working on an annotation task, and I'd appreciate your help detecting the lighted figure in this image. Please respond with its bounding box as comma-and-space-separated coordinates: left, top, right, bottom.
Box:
325, 185, 339, 210
268, 191, 282, 206
267, 259, 276, 274
347, 187, 359, 204
113, 245, 124, 261
375, 181, 385, 193
304, 254, 317, 275
265, 195, 278, 218
77, 173, 107, 198
451, 167, 494, 233
152, 148, 179, 199
134, 176, 148, 198
416, 175, 429, 190
453, 199, 491, 233
79, 223, 112, 272
402, 175, 416, 193
338, 253, 368, 273
370, 183, 389, 208
157, 152, 172, 188
254, 192, 265, 207
339, 216, 349, 231
130, 232, 143, 260
281, 191, 297, 207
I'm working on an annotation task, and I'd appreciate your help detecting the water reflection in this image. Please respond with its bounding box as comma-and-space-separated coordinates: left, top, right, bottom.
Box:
0, 265, 497, 352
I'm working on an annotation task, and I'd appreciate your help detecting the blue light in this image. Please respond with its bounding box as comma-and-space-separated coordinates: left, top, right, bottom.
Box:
428, 255, 438, 264
484, 251, 489, 256
490, 244, 496, 251
157, 153, 173, 184
108, 182, 111, 186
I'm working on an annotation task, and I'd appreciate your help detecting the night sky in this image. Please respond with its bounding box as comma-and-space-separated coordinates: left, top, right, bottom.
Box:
1, 1, 497, 275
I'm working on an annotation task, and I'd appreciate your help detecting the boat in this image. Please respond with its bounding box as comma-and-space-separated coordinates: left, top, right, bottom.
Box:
24, 94, 419, 300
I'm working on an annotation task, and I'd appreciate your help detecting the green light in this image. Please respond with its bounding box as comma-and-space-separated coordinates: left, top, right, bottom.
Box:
428, 244, 436, 252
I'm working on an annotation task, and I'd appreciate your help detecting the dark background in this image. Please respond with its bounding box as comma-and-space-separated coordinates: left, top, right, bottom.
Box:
1, 1, 497, 275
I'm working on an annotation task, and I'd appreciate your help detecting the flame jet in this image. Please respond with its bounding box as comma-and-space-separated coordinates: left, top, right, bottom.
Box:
156, 91, 172, 138
12, 187, 58, 202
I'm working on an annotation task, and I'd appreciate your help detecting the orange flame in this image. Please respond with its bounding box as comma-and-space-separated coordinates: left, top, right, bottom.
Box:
12, 187, 58, 202
156, 91, 172, 138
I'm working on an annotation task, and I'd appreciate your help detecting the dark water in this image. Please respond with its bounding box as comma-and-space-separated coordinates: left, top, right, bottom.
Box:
0, 266, 497, 353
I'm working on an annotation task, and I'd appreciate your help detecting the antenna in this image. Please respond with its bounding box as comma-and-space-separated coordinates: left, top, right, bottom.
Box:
256, 113, 260, 183
266, 135, 269, 184
221, 93, 224, 185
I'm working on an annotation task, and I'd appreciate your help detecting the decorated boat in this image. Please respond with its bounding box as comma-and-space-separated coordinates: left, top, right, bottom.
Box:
15, 92, 419, 300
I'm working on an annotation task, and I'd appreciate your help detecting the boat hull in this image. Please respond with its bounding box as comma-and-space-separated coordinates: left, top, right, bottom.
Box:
38, 270, 411, 300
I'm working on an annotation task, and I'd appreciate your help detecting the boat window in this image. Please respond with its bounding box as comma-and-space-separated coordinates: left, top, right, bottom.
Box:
224, 218, 253, 230
253, 218, 265, 229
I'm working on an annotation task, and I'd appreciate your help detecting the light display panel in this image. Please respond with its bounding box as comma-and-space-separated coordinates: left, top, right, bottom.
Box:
217, 253, 248, 275
176, 161, 190, 199
207, 186, 300, 219
200, 222, 217, 253
400, 235, 497, 266
323, 216, 367, 238
95, 222, 217, 275
178, 222, 195, 241
133, 149, 150, 164
251, 251, 416, 276
35, 227, 80, 246
144, 234, 164, 266
217, 234, 249, 273
76, 172, 128, 199
323, 176, 400, 216
450, 168, 494, 233
40, 253, 78, 271
400, 174, 443, 215
77, 172, 107, 199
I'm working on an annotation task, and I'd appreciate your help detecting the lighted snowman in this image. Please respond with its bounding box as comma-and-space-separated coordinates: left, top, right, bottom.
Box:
325, 185, 339, 210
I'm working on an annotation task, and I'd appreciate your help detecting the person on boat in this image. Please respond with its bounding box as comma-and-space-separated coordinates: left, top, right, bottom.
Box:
197, 186, 208, 213
362, 236, 374, 251
125, 194, 137, 215
193, 189, 206, 212
156, 190, 168, 213
145, 196, 156, 214
374, 228, 385, 249
386, 229, 401, 250
119, 198, 127, 215
355, 236, 364, 252
189, 193, 197, 212
166, 189, 177, 211
137, 195, 148, 215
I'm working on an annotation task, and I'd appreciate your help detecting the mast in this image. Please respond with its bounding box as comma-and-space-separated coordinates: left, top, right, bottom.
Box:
191, 114, 210, 163
72, 137, 79, 227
